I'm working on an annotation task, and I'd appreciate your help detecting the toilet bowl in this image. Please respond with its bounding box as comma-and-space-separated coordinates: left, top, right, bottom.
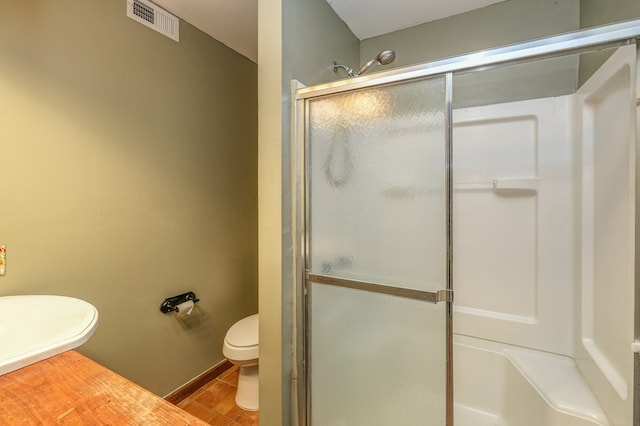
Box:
222, 313, 259, 411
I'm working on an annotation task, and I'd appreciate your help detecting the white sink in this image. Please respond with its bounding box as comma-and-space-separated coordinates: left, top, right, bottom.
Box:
0, 295, 98, 376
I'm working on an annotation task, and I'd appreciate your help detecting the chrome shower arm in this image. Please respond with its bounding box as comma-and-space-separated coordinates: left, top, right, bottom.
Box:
332, 61, 357, 78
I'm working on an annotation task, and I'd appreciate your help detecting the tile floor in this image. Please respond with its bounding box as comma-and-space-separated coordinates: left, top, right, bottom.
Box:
176, 365, 259, 425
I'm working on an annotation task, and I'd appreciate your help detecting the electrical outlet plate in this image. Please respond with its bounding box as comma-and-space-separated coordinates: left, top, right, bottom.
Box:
0, 246, 5, 276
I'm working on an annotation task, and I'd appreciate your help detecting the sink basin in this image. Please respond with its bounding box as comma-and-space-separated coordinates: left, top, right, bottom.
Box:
0, 295, 98, 376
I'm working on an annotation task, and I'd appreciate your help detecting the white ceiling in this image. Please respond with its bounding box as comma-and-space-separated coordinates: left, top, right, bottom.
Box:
152, 0, 259, 62
327, 0, 505, 40
154, 0, 506, 63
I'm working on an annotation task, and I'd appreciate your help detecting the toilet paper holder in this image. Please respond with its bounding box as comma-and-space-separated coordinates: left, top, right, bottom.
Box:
160, 291, 200, 314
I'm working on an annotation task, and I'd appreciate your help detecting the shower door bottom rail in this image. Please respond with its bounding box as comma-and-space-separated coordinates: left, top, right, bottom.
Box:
306, 272, 453, 303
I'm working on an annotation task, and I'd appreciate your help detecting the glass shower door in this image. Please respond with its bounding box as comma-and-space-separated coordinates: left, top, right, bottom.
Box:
305, 76, 450, 425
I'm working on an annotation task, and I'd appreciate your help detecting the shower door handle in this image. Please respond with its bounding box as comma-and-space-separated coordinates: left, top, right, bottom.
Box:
306, 272, 453, 304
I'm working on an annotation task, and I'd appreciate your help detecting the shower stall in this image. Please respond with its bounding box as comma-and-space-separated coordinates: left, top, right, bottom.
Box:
292, 20, 640, 426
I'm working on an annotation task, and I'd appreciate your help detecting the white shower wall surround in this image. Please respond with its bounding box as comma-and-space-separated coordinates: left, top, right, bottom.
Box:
453, 95, 574, 356
454, 335, 608, 425
451, 45, 636, 426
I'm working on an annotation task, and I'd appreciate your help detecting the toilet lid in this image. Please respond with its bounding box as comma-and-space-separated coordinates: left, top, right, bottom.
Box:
226, 314, 259, 347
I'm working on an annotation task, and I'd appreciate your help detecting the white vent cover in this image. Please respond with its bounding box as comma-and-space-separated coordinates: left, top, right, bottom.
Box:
127, 0, 179, 42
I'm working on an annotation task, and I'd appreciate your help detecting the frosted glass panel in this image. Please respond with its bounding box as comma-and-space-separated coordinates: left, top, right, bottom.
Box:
307, 76, 447, 425
308, 77, 446, 291
310, 284, 446, 425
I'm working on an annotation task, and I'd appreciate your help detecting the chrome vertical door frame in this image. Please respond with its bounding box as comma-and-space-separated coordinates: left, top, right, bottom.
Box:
291, 80, 308, 426
634, 44, 640, 426
444, 72, 454, 426
302, 96, 312, 426
293, 91, 311, 426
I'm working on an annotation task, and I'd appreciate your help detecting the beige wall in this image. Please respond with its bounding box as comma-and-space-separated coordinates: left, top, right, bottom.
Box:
581, 0, 640, 27
258, 0, 358, 423
361, 0, 579, 69
0, 1, 257, 396
258, 0, 284, 423
579, 0, 640, 84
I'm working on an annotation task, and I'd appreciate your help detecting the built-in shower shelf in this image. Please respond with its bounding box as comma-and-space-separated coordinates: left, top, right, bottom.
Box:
454, 177, 539, 193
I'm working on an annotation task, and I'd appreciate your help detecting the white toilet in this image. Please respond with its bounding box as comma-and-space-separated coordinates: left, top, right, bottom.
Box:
222, 313, 259, 411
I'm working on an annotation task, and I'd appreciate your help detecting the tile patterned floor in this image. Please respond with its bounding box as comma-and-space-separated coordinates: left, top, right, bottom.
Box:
176, 366, 259, 425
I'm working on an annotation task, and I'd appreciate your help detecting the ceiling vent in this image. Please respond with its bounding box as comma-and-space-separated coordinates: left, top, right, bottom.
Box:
127, 0, 179, 42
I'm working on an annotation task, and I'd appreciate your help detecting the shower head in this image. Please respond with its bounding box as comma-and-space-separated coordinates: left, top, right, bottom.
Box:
332, 49, 396, 78
377, 49, 396, 65
355, 49, 396, 76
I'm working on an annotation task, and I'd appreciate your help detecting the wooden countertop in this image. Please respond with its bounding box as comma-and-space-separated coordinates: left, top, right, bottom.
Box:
0, 351, 208, 425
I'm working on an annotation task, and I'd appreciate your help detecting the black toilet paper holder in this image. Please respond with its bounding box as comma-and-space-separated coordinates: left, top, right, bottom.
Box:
160, 291, 200, 313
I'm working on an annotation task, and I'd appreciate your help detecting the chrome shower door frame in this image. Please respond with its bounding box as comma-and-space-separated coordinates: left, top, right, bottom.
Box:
293, 18, 640, 426
295, 73, 454, 424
